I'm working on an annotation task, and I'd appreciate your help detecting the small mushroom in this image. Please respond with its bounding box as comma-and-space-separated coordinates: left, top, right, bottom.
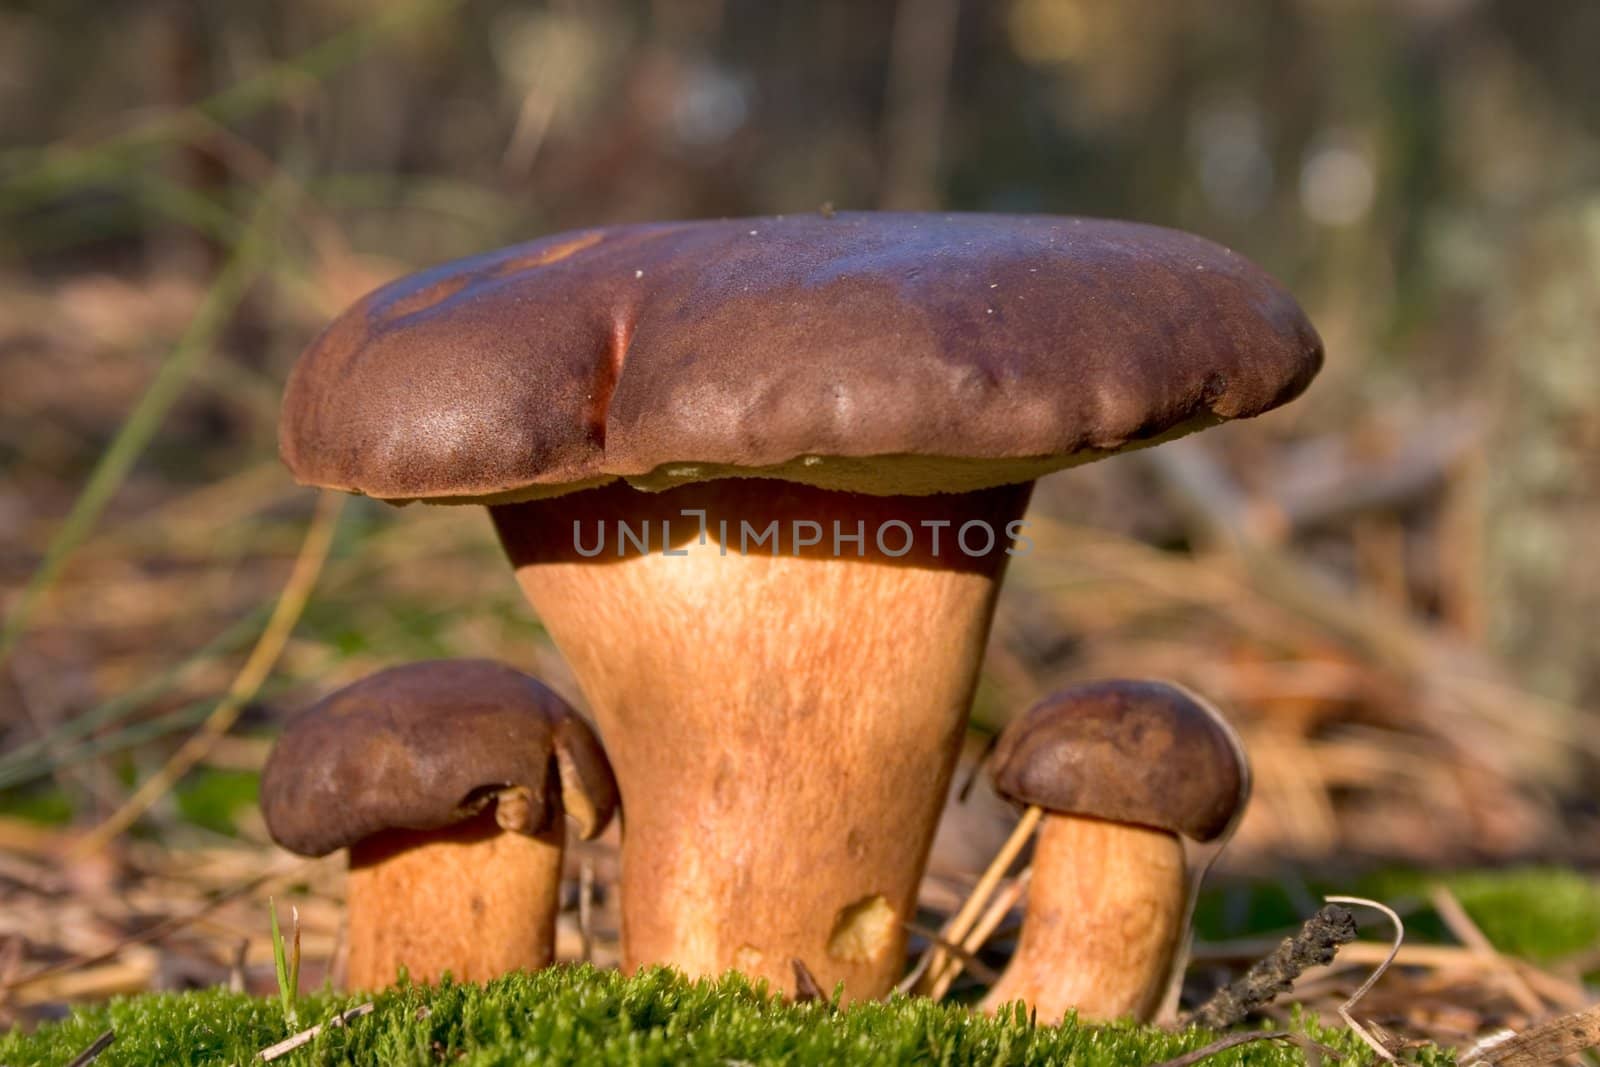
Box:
980, 680, 1250, 1023
259, 659, 617, 990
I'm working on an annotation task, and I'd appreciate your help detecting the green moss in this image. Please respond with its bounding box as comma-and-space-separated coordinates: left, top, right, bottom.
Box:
0, 783, 75, 825
6, 868, 1579, 1063
1358, 867, 1600, 962
174, 768, 260, 836
0, 967, 1447, 1066
1192, 882, 1312, 942
1190, 867, 1600, 967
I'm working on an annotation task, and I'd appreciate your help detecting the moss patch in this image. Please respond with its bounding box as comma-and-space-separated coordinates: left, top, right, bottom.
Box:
174, 768, 260, 836
0, 967, 1449, 1066
0, 783, 74, 825
1358, 867, 1600, 963
1190, 867, 1600, 966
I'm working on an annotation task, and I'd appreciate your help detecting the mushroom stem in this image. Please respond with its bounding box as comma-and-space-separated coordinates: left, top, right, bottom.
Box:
980, 814, 1187, 1023
344, 809, 563, 989
494, 478, 1031, 1000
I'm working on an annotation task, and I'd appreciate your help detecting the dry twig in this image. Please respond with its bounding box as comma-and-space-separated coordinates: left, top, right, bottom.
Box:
1185, 904, 1359, 1029
1460, 1003, 1600, 1066
64, 1029, 115, 1067
791, 959, 826, 1004
256, 1002, 373, 1062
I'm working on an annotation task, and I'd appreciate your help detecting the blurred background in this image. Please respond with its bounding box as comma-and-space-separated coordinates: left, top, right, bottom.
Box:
0, 0, 1596, 1036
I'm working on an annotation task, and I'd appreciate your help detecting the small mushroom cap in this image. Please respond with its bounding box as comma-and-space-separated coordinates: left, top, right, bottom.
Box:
989, 680, 1249, 842
280, 213, 1322, 503
259, 659, 618, 857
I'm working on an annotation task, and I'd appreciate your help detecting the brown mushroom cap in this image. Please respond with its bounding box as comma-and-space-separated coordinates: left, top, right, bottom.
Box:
988, 679, 1249, 842
280, 213, 1322, 503
259, 659, 617, 857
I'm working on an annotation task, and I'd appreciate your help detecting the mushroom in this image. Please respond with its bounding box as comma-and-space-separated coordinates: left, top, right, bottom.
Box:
979, 679, 1250, 1023
259, 659, 617, 989
277, 213, 1319, 999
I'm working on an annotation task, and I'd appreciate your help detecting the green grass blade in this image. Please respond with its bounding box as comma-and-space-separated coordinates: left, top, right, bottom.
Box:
0, 190, 282, 672
268, 898, 295, 1027
0, 610, 266, 779
0, 0, 465, 213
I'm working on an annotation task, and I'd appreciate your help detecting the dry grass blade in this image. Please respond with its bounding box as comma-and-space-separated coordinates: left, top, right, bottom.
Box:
228, 939, 248, 994
12, 960, 155, 1007
1193, 935, 1595, 1017
3, 862, 312, 993
1429, 884, 1546, 1018
578, 859, 596, 965
0, 190, 283, 671
955, 732, 1001, 803
901, 924, 1003, 986
290, 905, 301, 1006
927, 867, 1028, 998
1460, 1003, 1600, 1066
72, 490, 344, 854
1157, 837, 1243, 1026
1324, 895, 1405, 1062
1147, 1031, 1324, 1067
909, 804, 1040, 993
63, 1028, 115, 1067
0, 611, 264, 790
256, 1002, 373, 1062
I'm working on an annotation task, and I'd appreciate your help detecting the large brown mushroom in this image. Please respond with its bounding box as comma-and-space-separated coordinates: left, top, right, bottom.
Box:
980, 680, 1250, 1023
259, 659, 617, 990
277, 212, 1319, 999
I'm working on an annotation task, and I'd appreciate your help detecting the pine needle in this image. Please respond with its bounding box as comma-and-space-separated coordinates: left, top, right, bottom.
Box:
71, 490, 343, 854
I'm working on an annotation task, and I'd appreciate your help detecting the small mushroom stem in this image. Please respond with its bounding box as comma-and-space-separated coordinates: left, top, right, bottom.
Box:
344, 809, 563, 989
495, 478, 1031, 1001
980, 814, 1187, 1023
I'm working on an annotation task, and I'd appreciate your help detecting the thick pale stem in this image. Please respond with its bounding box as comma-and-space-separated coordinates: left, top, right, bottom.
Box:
981, 814, 1187, 1023
345, 810, 563, 989
494, 479, 1031, 1000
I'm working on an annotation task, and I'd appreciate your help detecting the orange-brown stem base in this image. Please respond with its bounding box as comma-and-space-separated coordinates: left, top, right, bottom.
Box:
981, 815, 1187, 1023
495, 478, 1031, 1000
344, 811, 563, 990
